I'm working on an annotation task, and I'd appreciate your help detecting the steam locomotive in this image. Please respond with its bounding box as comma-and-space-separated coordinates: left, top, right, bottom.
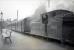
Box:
10, 9, 74, 44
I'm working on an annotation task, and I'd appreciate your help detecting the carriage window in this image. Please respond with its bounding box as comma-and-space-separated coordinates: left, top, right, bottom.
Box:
52, 12, 56, 17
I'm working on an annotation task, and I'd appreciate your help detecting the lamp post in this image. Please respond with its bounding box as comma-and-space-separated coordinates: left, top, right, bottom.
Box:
0, 11, 3, 34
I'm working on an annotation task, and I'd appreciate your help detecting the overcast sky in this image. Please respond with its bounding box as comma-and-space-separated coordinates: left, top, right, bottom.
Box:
48, 0, 74, 12
0, 0, 47, 21
1, 0, 74, 21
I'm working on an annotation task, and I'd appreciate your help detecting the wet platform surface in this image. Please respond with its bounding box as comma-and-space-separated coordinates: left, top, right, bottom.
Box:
0, 30, 73, 50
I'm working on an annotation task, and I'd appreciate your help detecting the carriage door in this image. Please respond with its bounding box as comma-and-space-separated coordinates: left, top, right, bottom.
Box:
62, 13, 74, 44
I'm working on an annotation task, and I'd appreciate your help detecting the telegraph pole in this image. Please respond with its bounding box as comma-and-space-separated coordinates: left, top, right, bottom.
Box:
9, 18, 12, 30
17, 10, 18, 30
15, 10, 18, 30
48, 0, 50, 7
17, 10, 18, 26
